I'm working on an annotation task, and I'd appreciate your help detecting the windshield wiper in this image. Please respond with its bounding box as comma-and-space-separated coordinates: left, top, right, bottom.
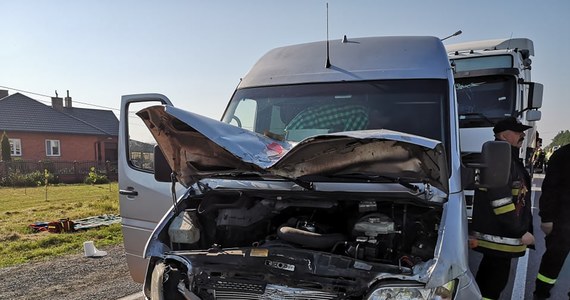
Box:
211, 172, 315, 191
323, 173, 421, 193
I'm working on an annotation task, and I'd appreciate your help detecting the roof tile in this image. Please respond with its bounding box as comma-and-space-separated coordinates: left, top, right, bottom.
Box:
0, 93, 118, 136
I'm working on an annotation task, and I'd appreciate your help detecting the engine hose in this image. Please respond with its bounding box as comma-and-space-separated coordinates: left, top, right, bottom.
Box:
277, 225, 346, 249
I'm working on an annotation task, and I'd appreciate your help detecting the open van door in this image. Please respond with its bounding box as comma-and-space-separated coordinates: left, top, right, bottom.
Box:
118, 94, 182, 283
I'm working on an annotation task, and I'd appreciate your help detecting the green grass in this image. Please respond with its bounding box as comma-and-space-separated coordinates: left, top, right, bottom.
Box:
0, 183, 122, 268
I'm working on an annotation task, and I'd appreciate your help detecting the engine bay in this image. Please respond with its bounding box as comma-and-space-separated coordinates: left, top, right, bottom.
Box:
163, 189, 442, 269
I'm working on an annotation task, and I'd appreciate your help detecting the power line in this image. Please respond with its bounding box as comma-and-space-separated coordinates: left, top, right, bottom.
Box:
0, 85, 51, 98
0, 84, 119, 112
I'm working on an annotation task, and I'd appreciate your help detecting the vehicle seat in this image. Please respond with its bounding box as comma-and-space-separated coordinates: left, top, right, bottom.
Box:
285, 104, 369, 133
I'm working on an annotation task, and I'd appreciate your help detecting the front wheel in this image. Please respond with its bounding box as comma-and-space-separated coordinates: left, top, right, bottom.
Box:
149, 262, 189, 300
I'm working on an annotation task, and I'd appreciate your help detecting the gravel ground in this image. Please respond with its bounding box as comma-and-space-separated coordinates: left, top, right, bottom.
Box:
0, 244, 143, 300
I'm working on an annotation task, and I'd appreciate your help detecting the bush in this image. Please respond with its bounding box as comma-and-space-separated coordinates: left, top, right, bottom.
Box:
84, 167, 109, 185
2, 169, 56, 187
1, 131, 11, 162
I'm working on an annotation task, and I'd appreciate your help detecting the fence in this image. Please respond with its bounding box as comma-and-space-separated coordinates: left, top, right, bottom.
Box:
0, 160, 118, 185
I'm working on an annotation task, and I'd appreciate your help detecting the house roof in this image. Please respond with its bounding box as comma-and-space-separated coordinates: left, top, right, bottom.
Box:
0, 93, 118, 136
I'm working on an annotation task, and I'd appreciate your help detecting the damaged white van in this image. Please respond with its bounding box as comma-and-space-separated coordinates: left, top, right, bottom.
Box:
119, 36, 511, 299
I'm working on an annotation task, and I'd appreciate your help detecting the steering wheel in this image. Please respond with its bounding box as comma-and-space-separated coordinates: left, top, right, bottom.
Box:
231, 116, 242, 128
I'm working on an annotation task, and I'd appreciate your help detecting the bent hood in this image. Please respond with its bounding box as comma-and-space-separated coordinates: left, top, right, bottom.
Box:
137, 105, 448, 192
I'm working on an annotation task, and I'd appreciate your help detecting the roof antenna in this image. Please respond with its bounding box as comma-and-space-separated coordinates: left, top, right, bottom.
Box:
54, 90, 58, 98
441, 30, 462, 41
325, 3, 331, 68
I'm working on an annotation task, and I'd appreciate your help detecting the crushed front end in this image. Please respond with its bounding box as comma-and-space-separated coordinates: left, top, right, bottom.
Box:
143, 181, 460, 300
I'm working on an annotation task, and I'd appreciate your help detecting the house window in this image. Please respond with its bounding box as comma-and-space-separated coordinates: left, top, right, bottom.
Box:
9, 138, 22, 156
46, 140, 61, 156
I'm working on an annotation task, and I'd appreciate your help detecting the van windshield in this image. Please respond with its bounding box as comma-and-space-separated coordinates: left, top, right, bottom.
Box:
222, 79, 449, 147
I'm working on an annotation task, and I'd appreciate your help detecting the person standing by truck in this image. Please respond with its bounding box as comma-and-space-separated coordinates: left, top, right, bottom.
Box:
533, 143, 570, 300
470, 116, 535, 300
532, 146, 546, 173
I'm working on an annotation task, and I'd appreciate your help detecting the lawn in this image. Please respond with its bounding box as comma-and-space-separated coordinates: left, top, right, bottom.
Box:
0, 183, 123, 268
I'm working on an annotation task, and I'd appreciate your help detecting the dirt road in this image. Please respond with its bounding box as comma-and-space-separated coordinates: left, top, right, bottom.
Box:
0, 244, 142, 300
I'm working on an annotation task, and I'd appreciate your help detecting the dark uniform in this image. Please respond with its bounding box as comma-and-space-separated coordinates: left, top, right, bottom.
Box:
533, 148, 546, 173
471, 143, 534, 299
534, 143, 570, 299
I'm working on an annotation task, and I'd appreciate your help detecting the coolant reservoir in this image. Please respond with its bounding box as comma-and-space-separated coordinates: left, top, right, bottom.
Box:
353, 214, 397, 236
168, 209, 201, 244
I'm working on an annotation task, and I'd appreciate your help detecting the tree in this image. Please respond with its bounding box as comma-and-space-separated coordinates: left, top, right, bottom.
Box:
547, 129, 570, 150
1, 131, 11, 161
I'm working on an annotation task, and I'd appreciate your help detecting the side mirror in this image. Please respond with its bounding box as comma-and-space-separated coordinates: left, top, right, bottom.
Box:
526, 110, 542, 122
154, 145, 173, 182
464, 141, 511, 188
528, 82, 543, 109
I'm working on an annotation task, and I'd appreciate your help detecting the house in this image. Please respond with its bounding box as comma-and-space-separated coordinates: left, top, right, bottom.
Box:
0, 90, 119, 163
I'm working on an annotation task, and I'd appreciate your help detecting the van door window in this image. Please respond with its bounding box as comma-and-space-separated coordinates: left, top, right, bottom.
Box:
126, 101, 163, 172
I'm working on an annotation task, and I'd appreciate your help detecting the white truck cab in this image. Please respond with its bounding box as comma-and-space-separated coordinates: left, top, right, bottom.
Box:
446, 38, 543, 161
446, 38, 544, 218
119, 36, 512, 299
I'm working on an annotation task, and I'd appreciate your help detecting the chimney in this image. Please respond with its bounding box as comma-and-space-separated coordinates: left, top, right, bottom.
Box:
64, 90, 72, 108
52, 90, 63, 111
0, 89, 8, 99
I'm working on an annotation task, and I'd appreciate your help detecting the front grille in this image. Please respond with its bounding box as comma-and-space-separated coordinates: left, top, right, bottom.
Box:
212, 284, 340, 300
210, 279, 265, 294
195, 272, 344, 300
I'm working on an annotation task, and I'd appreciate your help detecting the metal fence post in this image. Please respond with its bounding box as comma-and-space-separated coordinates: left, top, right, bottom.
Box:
73, 160, 79, 183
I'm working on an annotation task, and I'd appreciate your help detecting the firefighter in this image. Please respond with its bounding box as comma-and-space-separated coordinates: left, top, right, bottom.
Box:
471, 117, 535, 300
533, 147, 546, 173
533, 143, 570, 300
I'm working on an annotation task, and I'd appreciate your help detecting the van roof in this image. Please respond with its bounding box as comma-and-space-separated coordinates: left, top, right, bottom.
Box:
238, 36, 451, 88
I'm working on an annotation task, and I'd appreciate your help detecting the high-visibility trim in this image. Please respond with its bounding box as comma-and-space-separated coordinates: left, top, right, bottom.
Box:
471, 231, 523, 245
493, 203, 515, 215
476, 240, 527, 253
482, 297, 494, 300
478, 187, 488, 191
536, 273, 557, 284
491, 197, 512, 208
512, 188, 519, 196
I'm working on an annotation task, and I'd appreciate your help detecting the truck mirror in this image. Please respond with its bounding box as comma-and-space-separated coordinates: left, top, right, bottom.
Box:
526, 110, 542, 122
464, 141, 511, 188
154, 145, 172, 182
528, 82, 543, 109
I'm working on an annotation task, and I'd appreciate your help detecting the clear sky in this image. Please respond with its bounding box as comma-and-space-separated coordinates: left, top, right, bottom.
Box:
1, 1, 568, 145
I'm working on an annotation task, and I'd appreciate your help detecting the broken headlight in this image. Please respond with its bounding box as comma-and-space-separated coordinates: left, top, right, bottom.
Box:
365, 280, 456, 300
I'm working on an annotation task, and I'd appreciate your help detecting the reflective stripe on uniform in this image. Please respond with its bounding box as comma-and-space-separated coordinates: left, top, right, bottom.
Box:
482, 297, 494, 300
512, 188, 519, 196
471, 231, 523, 246
491, 197, 512, 208
490, 197, 515, 215
536, 273, 557, 284
476, 240, 527, 253
493, 203, 516, 215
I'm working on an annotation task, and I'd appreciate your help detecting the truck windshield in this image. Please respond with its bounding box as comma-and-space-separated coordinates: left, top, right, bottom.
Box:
222, 79, 449, 147
455, 75, 516, 127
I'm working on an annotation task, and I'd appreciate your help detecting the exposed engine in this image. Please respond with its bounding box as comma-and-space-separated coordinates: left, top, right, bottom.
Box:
166, 190, 441, 268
